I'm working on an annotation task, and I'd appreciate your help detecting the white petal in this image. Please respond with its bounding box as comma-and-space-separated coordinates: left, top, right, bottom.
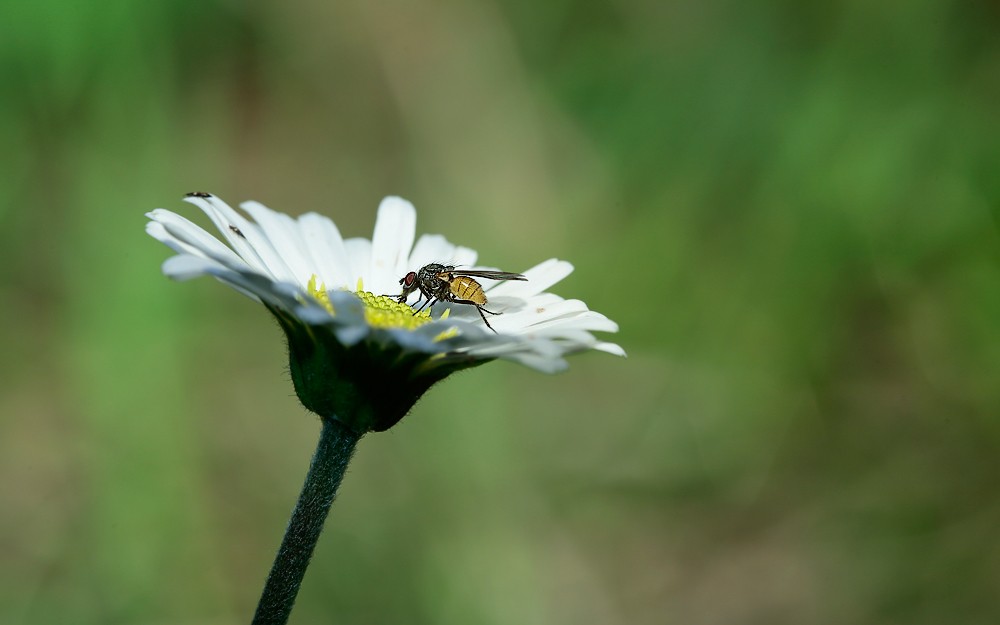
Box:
593, 342, 627, 357
379, 326, 451, 353
146, 209, 247, 268
470, 335, 564, 359
146, 216, 256, 284
149, 222, 254, 284
488, 299, 590, 333
345, 238, 372, 291
450, 245, 478, 268
487, 258, 573, 299
180, 196, 268, 274
162, 254, 226, 281
456, 339, 530, 358
296, 305, 336, 325
162, 255, 298, 308
435, 293, 558, 324
240, 201, 315, 287
417, 318, 496, 349
325, 291, 374, 345
335, 324, 370, 346
292, 289, 362, 327
481, 292, 559, 316
298, 212, 352, 290
522, 312, 620, 335
510, 329, 601, 355
369, 196, 416, 296
157, 248, 265, 302
147, 221, 201, 258
408, 234, 456, 271
218, 280, 264, 303
546, 329, 600, 347
500, 351, 568, 373
184, 195, 297, 284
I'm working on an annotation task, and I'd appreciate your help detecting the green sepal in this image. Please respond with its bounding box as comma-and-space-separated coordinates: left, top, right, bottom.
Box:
267, 305, 488, 433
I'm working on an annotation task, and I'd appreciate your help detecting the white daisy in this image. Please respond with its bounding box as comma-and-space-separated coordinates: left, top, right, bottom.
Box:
146, 194, 624, 431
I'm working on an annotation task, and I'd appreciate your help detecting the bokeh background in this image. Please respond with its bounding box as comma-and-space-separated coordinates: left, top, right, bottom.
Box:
3, 0, 1000, 623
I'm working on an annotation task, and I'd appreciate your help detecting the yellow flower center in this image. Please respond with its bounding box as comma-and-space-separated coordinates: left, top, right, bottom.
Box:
356, 289, 434, 330
308, 274, 447, 332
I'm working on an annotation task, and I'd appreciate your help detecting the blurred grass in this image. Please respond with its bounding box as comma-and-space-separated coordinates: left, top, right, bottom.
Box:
2, 0, 1000, 623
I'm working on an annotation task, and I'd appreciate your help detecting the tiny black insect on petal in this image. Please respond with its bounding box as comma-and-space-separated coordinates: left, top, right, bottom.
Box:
185, 191, 212, 198
229, 225, 245, 238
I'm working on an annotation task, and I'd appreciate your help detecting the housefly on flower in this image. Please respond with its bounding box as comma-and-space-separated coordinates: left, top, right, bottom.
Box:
397, 263, 527, 332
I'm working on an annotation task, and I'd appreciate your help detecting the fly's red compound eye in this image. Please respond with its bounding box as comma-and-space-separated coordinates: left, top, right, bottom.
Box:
403, 272, 416, 287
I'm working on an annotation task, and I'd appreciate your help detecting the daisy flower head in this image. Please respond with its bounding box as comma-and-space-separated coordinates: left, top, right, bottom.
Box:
146, 194, 624, 433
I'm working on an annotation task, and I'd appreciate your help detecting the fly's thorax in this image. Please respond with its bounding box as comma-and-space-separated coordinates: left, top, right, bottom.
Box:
419, 264, 448, 281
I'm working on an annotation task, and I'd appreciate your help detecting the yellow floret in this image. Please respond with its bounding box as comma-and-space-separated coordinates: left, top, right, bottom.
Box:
356, 290, 434, 330
308, 274, 456, 334
307, 275, 335, 315
433, 327, 459, 342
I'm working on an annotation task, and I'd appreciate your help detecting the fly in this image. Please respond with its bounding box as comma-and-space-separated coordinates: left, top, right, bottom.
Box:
397, 263, 527, 332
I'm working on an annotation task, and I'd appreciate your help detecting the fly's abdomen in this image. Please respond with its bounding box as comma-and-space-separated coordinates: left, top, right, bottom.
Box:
450, 276, 487, 304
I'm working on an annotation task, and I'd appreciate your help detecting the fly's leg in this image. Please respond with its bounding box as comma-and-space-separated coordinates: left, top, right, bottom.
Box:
452, 298, 502, 333
476, 306, 497, 333
414, 297, 437, 314
410, 284, 439, 315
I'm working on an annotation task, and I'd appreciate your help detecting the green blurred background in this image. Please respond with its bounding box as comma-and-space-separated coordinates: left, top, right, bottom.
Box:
3, 0, 1000, 623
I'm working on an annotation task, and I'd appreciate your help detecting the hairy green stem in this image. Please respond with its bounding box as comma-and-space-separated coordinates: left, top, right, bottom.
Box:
252, 418, 361, 625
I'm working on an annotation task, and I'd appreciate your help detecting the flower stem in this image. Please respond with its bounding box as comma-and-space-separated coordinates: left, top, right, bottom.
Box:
252, 418, 361, 625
